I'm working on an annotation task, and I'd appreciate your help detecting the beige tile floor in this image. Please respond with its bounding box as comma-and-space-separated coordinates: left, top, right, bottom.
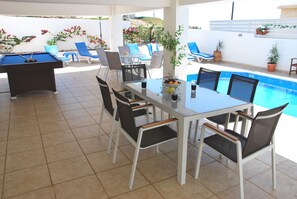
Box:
0, 60, 296, 198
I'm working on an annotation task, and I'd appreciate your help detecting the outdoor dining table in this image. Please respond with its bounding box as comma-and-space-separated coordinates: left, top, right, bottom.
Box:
122, 78, 252, 185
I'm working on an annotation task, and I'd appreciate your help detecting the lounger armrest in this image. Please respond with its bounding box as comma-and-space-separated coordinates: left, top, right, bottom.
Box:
236, 111, 254, 121
204, 123, 239, 143
141, 118, 178, 131
132, 103, 153, 111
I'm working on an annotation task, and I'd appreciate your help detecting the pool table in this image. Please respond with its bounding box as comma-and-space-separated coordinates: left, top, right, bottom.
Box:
0, 52, 64, 98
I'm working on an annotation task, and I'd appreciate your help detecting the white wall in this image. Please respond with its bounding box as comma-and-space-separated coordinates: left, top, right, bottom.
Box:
188, 29, 297, 72
0, 16, 111, 53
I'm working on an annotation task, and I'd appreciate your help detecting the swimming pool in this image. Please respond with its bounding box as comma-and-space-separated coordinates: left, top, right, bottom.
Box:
187, 71, 297, 118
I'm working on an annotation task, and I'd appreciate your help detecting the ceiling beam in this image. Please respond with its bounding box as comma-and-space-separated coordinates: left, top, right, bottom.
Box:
0, 0, 171, 7
179, 0, 223, 6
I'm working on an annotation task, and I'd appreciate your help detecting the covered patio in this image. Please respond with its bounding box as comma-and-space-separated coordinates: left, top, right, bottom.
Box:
1, 0, 297, 198
0, 60, 296, 198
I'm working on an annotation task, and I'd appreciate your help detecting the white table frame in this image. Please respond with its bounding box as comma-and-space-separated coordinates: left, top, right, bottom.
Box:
122, 79, 251, 185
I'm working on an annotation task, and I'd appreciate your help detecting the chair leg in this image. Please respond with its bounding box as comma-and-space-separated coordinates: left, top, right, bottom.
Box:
96, 65, 102, 76
156, 145, 160, 153
188, 121, 192, 138
98, 106, 104, 137
153, 106, 156, 121
237, 143, 244, 199
272, 136, 276, 189
129, 145, 141, 189
112, 127, 121, 164
194, 120, 200, 141
194, 125, 206, 179
148, 70, 152, 79
107, 108, 117, 154
104, 69, 109, 81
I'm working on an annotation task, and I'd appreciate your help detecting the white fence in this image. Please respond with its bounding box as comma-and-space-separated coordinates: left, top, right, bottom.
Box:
210, 18, 297, 39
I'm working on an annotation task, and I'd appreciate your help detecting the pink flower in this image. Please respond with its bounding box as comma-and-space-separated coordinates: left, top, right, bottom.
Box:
41, 29, 48, 35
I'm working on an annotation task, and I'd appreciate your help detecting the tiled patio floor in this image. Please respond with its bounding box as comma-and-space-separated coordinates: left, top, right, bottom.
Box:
0, 60, 296, 198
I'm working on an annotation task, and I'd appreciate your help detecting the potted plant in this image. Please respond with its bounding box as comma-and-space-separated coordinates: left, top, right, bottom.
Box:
256, 25, 269, 35
267, 44, 279, 72
214, 40, 223, 62
158, 25, 186, 76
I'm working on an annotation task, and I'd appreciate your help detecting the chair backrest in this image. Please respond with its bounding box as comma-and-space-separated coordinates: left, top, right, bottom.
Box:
127, 43, 140, 55
96, 76, 114, 115
112, 89, 138, 140
147, 43, 159, 56
187, 42, 200, 54
44, 45, 59, 56
118, 46, 130, 56
148, 51, 163, 70
197, 67, 221, 91
75, 42, 92, 56
105, 51, 122, 70
228, 74, 259, 103
242, 103, 288, 158
96, 47, 109, 66
122, 64, 147, 82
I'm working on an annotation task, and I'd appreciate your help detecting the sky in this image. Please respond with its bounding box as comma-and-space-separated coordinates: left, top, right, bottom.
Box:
136, 0, 297, 29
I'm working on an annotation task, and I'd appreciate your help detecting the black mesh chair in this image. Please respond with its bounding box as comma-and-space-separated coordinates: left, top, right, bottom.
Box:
195, 103, 288, 199
121, 64, 147, 100
122, 64, 147, 82
96, 76, 150, 153
206, 74, 259, 131
197, 67, 221, 90
189, 67, 221, 140
112, 89, 178, 189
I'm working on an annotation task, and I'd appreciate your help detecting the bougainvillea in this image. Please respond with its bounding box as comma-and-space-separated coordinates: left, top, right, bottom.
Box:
41, 26, 107, 49
0, 28, 36, 53
87, 35, 107, 49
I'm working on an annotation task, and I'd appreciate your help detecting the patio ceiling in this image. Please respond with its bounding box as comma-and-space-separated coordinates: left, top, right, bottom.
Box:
0, 0, 222, 15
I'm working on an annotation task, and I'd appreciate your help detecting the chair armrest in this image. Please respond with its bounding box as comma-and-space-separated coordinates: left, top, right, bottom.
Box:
129, 99, 144, 103
141, 118, 178, 131
204, 123, 239, 143
236, 111, 254, 121
132, 103, 153, 111
115, 89, 128, 93
291, 58, 297, 60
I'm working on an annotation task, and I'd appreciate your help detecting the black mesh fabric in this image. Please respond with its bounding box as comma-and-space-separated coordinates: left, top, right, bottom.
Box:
122, 64, 147, 82
207, 74, 259, 125
204, 129, 247, 162
205, 103, 287, 162
242, 103, 288, 158
113, 89, 138, 141
197, 67, 221, 91
137, 125, 177, 148
228, 74, 259, 102
96, 76, 114, 116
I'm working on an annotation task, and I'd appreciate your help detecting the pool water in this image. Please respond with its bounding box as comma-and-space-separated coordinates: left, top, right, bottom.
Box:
187, 72, 297, 118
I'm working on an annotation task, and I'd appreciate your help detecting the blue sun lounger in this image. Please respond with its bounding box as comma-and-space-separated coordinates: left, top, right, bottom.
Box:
187, 42, 214, 62
75, 42, 99, 64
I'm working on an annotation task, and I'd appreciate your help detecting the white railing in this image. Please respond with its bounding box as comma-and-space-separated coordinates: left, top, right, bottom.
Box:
210, 18, 297, 39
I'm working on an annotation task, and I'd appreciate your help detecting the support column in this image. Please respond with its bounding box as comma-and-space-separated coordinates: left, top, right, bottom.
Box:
163, 1, 189, 80
110, 6, 124, 51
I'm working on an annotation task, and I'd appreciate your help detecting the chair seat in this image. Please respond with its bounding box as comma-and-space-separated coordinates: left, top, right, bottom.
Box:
192, 52, 214, 59
204, 129, 247, 162
135, 125, 177, 148
207, 113, 238, 125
